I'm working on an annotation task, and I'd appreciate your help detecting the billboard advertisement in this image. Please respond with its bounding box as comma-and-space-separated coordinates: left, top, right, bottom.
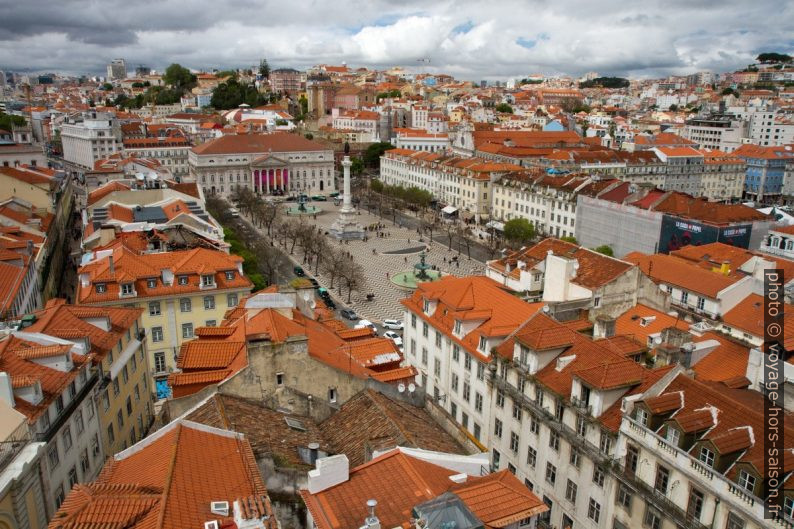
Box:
658, 215, 752, 253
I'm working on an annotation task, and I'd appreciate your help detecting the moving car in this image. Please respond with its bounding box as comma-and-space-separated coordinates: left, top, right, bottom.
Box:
340, 309, 359, 320
382, 319, 403, 330
383, 331, 403, 347
293, 266, 305, 277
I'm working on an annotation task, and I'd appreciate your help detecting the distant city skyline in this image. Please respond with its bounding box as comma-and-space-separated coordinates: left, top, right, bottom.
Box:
0, 0, 792, 79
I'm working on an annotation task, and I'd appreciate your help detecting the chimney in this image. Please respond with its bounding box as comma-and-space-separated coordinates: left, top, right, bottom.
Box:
0, 372, 15, 407
719, 261, 730, 276
361, 500, 380, 529
108, 254, 115, 276
308, 454, 349, 493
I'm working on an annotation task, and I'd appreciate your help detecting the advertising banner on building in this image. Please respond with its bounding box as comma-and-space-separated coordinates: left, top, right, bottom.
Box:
658, 215, 752, 253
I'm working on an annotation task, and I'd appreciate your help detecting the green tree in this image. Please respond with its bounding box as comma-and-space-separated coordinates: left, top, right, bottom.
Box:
350, 157, 364, 176
560, 235, 578, 244
215, 70, 238, 79
304, 133, 314, 140
495, 103, 513, 114
259, 58, 270, 78
593, 245, 614, 257
163, 63, 196, 92
579, 77, 630, 89
210, 78, 268, 109
503, 218, 535, 247
757, 52, 792, 63
668, 104, 678, 112
101, 82, 113, 91
370, 179, 384, 194
0, 112, 26, 131
376, 89, 401, 100
363, 142, 394, 167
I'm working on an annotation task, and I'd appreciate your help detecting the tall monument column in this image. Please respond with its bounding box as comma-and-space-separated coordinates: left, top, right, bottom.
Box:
329, 155, 365, 240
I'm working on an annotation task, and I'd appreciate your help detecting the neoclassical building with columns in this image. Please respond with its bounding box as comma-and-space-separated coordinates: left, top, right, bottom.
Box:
188, 132, 336, 197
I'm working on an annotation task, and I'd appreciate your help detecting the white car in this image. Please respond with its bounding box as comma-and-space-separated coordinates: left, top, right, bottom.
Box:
383, 331, 403, 347
382, 319, 403, 330
355, 319, 377, 333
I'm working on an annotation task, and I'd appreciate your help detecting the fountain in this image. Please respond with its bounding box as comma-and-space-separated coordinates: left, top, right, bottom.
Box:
285, 193, 322, 216
391, 250, 443, 289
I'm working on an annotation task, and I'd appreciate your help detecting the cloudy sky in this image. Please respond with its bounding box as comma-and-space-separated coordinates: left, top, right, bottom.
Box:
1, 0, 792, 79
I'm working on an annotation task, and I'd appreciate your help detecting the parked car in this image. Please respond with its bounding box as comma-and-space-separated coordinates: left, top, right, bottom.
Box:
324, 299, 336, 310
293, 266, 305, 277
229, 207, 240, 218
308, 277, 320, 288
311, 194, 327, 201
355, 319, 377, 333
382, 319, 403, 330
329, 192, 340, 198
383, 331, 403, 347
340, 309, 359, 320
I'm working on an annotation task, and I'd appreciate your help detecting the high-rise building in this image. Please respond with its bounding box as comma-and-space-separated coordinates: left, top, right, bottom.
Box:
106, 58, 126, 81
61, 111, 123, 169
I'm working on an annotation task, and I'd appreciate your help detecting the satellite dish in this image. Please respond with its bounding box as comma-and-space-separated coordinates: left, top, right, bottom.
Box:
653, 336, 662, 345
542, 305, 550, 314
397, 383, 406, 393
408, 383, 416, 393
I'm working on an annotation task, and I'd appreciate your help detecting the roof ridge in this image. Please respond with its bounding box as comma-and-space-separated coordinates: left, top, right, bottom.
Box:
368, 390, 415, 446
216, 393, 232, 430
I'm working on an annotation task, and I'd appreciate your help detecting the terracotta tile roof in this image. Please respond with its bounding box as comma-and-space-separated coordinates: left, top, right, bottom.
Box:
638, 374, 794, 480
652, 193, 767, 224
722, 293, 792, 342
488, 238, 632, 290
614, 303, 687, 346
319, 389, 465, 468
0, 165, 56, 188
673, 408, 716, 433
49, 420, 273, 529
77, 246, 252, 304
625, 253, 741, 298
691, 332, 751, 383
168, 369, 232, 387
451, 471, 548, 527
402, 276, 544, 363
191, 132, 330, 155
644, 391, 683, 414
595, 335, 646, 357
0, 255, 34, 319
86, 181, 132, 206
574, 359, 645, 390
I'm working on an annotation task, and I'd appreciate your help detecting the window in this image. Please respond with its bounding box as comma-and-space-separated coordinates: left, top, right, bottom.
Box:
534, 386, 544, 406
599, 431, 612, 454
643, 506, 662, 529
786, 497, 794, 520
134, 384, 140, 401
421, 348, 428, 366
410, 339, 416, 356
726, 512, 745, 529
55, 485, 65, 509
473, 422, 480, 441
545, 462, 556, 485
626, 444, 639, 474
121, 282, 134, 295
527, 446, 537, 467
617, 483, 632, 511
107, 424, 115, 443
529, 416, 539, 435
576, 414, 587, 436
665, 426, 680, 446
593, 296, 601, 308
451, 373, 458, 392
475, 392, 483, 413
147, 278, 157, 288
464, 354, 472, 371
565, 479, 578, 504
181, 323, 193, 338
450, 402, 457, 420
180, 298, 192, 312
476, 362, 484, 380
463, 382, 470, 403
492, 449, 500, 470
411, 314, 416, 328
569, 447, 581, 468
681, 291, 689, 304
80, 448, 90, 475
154, 351, 165, 372
328, 388, 337, 403
737, 470, 756, 493
509, 431, 519, 453
697, 297, 705, 310
68, 465, 78, 487
201, 274, 215, 287
227, 293, 238, 307
549, 430, 560, 451
496, 390, 504, 408
48, 444, 59, 469
554, 399, 564, 421
636, 407, 648, 426
507, 463, 516, 475
204, 295, 215, 309
178, 275, 188, 285
96, 283, 106, 293
112, 377, 120, 396
152, 326, 164, 342
453, 320, 462, 335
593, 466, 605, 487
75, 411, 84, 435
687, 487, 704, 521
494, 418, 502, 438
422, 322, 428, 337
117, 410, 124, 429
56, 395, 64, 414
461, 412, 469, 429
587, 498, 601, 524
122, 365, 129, 384
512, 403, 522, 421
654, 465, 670, 494
126, 396, 133, 416
524, 479, 534, 491
478, 336, 486, 351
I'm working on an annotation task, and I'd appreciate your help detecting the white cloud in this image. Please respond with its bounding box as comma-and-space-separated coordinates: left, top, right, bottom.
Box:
0, 0, 791, 78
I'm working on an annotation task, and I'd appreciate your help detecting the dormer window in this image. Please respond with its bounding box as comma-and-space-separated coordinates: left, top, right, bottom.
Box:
225, 271, 234, 280
478, 336, 487, 352
121, 283, 134, 295
698, 446, 714, 468
96, 283, 106, 293
423, 299, 430, 313
201, 274, 215, 287
636, 408, 648, 426
147, 279, 157, 288
178, 275, 188, 285
666, 426, 680, 446
737, 470, 756, 494
454, 320, 462, 335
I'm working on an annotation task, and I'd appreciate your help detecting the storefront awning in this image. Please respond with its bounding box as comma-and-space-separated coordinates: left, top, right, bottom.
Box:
486, 221, 505, 231
441, 205, 458, 215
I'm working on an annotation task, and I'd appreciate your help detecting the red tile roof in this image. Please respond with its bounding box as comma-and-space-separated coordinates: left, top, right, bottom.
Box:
191, 132, 330, 155
625, 253, 742, 298
49, 420, 275, 529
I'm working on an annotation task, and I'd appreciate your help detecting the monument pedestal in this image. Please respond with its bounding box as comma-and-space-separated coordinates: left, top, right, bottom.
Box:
329, 156, 365, 240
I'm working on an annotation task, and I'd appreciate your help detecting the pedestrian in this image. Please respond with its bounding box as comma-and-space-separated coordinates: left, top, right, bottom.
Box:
404, 257, 408, 263
456, 260, 460, 268
443, 256, 446, 263
386, 272, 389, 279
